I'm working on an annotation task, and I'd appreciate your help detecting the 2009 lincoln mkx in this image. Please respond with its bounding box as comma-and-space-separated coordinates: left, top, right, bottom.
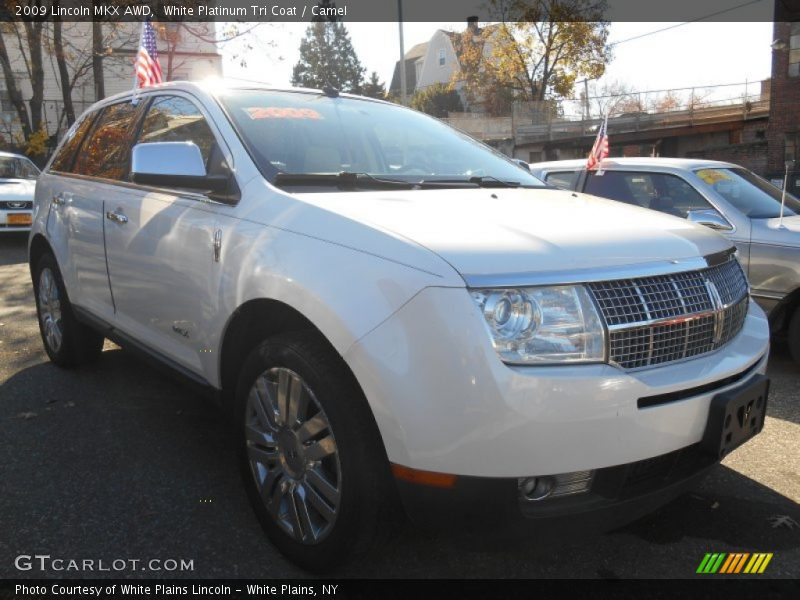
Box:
29, 81, 770, 571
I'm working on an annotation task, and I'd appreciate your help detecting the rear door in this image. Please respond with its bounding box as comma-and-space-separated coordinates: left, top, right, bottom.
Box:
41, 106, 133, 322
581, 169, 751, 258
102, 93, 229, 375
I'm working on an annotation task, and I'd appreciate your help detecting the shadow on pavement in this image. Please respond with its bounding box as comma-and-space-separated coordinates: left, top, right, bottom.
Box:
765, 344, 800, 426
0, 232, 28, 267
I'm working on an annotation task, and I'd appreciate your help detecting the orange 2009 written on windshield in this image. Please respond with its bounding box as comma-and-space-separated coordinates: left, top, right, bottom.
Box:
244, 107, 323, 120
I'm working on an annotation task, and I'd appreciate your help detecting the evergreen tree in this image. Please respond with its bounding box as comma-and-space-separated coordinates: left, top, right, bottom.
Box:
291, 21, 365, 94
361, 72, 386, 99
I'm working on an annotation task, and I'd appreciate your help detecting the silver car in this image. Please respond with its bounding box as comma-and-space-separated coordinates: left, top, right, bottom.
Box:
530, 157, 800, 363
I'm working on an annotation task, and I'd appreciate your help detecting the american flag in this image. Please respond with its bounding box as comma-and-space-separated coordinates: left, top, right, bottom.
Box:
587, 114, 609, 171
135, 21, 163, 88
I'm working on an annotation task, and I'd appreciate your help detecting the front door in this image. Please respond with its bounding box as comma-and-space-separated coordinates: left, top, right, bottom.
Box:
103, 94, 229, 376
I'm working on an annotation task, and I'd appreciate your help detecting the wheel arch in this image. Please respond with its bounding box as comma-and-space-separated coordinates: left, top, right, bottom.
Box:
768, 286, 800, 334
217, 298, 369, 414
28, 233, 54, 276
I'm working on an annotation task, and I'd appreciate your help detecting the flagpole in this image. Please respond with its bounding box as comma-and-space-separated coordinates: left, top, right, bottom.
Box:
779, 161, 790, 228
597, 114, 608, 176
131, 20, 146, 103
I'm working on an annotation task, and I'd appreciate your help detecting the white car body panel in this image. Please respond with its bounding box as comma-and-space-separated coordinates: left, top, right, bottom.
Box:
29, 82, 771, 484
292, 187, 733, 279
346, 287, 769, 476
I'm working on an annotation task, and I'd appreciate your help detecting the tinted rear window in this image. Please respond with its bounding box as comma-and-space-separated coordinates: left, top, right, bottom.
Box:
50, 112, 97, 173
73, 101, 145, 180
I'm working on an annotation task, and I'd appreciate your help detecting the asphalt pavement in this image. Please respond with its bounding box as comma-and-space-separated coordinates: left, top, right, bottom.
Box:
0, 232, 798, 579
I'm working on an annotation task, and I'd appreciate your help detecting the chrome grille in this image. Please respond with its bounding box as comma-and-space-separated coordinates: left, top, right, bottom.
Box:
0, 200, 32, 210
588, 258, 749, 370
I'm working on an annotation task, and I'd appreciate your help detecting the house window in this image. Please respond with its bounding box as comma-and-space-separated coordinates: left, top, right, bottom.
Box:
0, 90, 12, 113
786, 134, 798, 165
790, 22, 800, 77
438, 49, 446, 66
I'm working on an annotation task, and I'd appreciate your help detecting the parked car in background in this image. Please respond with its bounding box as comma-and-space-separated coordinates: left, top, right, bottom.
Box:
0, 151, 40, 232
29, 83, 771, 571
530, 157, 800, 363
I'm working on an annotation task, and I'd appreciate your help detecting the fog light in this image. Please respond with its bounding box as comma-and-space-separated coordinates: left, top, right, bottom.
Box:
519, 476, 553, 501
518, 470, 595, 502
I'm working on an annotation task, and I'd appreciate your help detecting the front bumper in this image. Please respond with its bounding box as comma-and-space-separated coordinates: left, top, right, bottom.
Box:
345, 287, 771, 478
395, 441, 717, 534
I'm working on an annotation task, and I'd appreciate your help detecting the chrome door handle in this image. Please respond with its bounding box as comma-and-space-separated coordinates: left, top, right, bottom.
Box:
106, 210, 128, 224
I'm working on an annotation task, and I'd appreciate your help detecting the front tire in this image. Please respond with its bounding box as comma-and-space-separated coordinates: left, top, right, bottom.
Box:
33, 252, 104, 367
235, 332, 398, 572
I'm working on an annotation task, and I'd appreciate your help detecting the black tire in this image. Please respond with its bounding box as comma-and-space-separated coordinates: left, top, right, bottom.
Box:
33, 252, 104, 368
789, 307, 800, 365
235, 331, 400, 572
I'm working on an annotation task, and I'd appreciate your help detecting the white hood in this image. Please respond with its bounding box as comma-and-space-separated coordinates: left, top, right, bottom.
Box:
0, 179, 36, 201
291, 187, 733, 279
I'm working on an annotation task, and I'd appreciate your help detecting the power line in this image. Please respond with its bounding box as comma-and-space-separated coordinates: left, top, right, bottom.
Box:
609, 0, 766, 46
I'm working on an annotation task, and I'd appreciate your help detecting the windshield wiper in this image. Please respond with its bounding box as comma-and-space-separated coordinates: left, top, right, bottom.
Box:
418, 175, 521, 188
274, 171, 486, 190
274, 171, 415, 189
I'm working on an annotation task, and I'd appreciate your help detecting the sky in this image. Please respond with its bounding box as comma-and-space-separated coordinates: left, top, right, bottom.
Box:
220, 21, 774, 103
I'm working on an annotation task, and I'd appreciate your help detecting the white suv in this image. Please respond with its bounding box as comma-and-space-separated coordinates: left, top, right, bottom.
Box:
29, 82, 770, 571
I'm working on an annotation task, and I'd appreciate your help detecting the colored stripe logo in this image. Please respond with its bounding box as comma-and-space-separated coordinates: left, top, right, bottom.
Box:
697, 552, 773, 574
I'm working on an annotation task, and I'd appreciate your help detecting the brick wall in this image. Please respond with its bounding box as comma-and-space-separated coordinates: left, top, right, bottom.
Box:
767, 14, 800, 177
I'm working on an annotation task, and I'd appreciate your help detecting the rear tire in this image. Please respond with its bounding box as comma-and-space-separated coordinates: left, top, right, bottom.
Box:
235, 331, 399, 572
33, 252, 104, 367
788, 307, 800, 365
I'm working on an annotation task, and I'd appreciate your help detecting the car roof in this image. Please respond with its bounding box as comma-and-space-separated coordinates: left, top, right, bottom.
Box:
0, 151, 29, 159
529, 157, 740, 172
94, 79, 394, 110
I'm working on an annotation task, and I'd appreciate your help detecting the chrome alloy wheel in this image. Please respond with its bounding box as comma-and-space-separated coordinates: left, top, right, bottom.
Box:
245, 367, 342, 544
38, 267, 63, 354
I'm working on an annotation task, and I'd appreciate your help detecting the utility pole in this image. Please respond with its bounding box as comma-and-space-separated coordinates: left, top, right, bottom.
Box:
397, 0, 407, 104
583, 78, 590, 120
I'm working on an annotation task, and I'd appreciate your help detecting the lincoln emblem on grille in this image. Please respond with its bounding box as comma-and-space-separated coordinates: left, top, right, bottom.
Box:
704, 279, 725, 345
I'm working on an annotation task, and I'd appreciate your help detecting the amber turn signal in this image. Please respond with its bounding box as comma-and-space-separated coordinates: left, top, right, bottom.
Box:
390, 464, 458, 489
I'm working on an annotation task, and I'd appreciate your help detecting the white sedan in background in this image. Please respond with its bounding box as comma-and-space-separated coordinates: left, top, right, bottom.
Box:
0, 151, 40, 232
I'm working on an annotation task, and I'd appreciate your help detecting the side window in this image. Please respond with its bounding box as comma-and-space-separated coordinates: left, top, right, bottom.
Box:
73, 102, 145, 180
50, 112, 97, 173
585, 171, 713, 217
137, 95, 217, 170
654, 174, 713, 217
584, 171, 639, 206
544, 170, 578, 190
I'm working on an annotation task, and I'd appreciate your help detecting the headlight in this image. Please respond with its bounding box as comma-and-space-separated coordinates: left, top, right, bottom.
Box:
470, 285, 606, 364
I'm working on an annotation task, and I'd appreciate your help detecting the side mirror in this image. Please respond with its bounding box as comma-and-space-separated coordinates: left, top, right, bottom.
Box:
687, 209, 734, 232
514, 159, 531, 172
131, 142, 230, 194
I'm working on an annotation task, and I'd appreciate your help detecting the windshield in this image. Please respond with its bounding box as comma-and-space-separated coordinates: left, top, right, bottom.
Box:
218, 89, 544, 189
0, 156, 40, 180
695, 167, 800, 219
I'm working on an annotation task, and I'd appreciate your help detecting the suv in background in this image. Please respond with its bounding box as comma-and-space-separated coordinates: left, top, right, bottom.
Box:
531, 157, 800, 363
30, 83, 770, 570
